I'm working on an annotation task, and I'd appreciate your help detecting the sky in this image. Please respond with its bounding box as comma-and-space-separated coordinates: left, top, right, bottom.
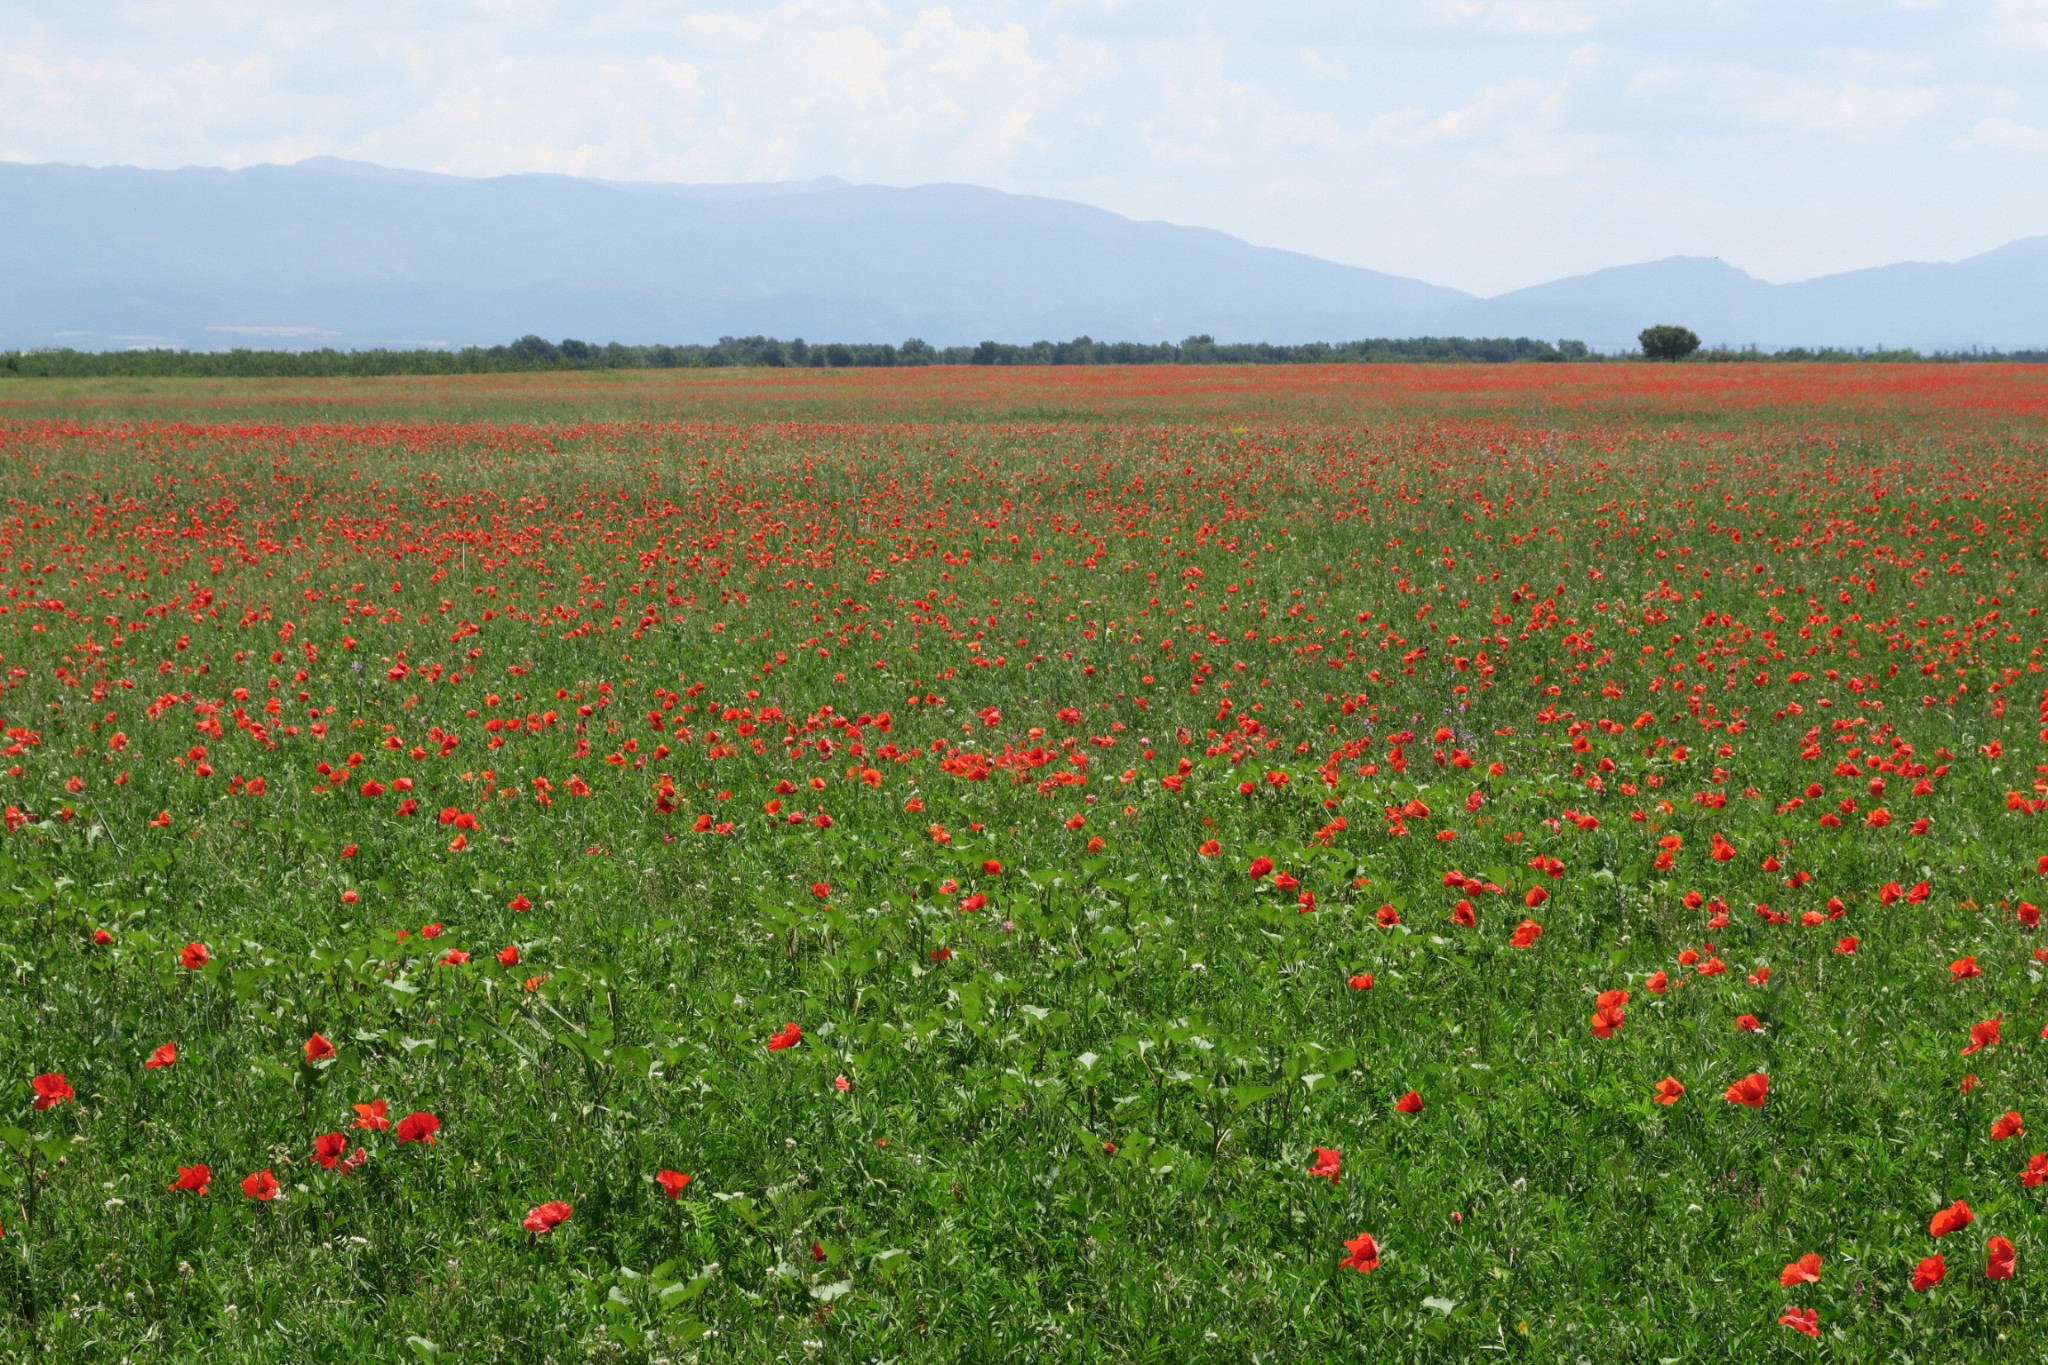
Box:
3, 1, 2046, 296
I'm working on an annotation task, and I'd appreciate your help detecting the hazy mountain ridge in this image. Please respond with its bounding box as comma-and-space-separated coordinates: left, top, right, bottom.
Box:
2, 158, 2042, 350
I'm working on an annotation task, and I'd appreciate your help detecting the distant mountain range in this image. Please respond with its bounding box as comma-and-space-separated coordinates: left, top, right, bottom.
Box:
2, 157, 2043, 352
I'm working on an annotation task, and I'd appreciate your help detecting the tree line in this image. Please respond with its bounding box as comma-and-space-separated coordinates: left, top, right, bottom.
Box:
1, 333, 2041, 378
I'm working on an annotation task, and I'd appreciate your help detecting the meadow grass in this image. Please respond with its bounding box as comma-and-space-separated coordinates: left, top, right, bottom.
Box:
2, 365, 2047, 1360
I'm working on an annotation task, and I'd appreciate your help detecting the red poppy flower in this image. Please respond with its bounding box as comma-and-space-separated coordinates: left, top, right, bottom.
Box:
304, 1033, 335, 1063
241, 1169, 279, 1201
1725, 1073, 1770, 1109
1950, 956, 1981, 981
30, 1073, 73, 1110
655, 1170, 692, 1199
1653, 1076, 1686, 1106
508, 893, 532, 913
1523, 885, 1547, 908
145, 1044, 178, 1070
1912, 1252, 1946, 1290
1735, 1014, 1762, 1033
1394, 1089, 1424, 1114
1339, 1232, 1380, 1273
1645, 970, 1668, 994
169, 1164, 211, 1195
1777, 1307, 1819, 1339
1962, 1017, 2002, 1056
1835, 936, 1858, 954
522, 1200, 572, 1234
1509, 918, 1544, 948
1376, 905, 1402, 928
1197, 839, 1220, 857
395, 1111, 441, 1144
311, 1132, 347, 1169
1247, 857, 1274, 880
1987, 1235, 2016, 1281
767, 1021, 803, 1051
1591, 1006, 1625, 1038
1779, 1253, 1822, 1287
810, 882, 831, 899
353, 1099, 391, 1131
1993, 1112, 2025, 1141
497, 944, 520, 966
2023, 1153, 2048, 1187
92, 928, 112, 946
1929, 1199, 1974, 1238
1307, 1147, 1341, 1183
1347, 973, 1374, 990
179, 942, 210, 970
834, 1074, 851, 1091
440, 949, 470, 965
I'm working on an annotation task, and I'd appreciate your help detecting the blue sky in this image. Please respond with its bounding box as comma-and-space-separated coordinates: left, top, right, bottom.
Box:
3, 1, 2045, 294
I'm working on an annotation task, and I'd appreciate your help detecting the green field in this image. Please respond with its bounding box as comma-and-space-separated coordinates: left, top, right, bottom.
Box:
4, 363, 2048, 1361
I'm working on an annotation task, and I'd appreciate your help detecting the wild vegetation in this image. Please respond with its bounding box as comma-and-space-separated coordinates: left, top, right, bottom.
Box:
3, 363, 2048, 1360
5, 334, 2042, 381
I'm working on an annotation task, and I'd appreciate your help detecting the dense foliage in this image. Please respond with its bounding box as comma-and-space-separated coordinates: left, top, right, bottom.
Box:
6, 336, 2042, 380
1640, 325, 1704, 362
3, 364, 2048, 1361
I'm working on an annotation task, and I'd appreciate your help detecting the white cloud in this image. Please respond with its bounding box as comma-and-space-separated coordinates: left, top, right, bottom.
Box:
1971, 115, 2048, 148
1425, 1, 1601, 36
1730, 74, 1943, 136
1987, 0, 2048, 45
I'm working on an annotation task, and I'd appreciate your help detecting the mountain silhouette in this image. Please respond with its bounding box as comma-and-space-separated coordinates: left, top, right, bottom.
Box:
2, 158, 2041, 351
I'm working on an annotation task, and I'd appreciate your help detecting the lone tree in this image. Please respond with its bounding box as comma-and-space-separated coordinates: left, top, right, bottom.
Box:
1639, 324, 1702, 361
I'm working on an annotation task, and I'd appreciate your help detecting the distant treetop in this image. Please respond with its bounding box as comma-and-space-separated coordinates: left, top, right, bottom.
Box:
1639, 325, 1703, 361
1, 331, 2038, 379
